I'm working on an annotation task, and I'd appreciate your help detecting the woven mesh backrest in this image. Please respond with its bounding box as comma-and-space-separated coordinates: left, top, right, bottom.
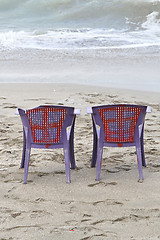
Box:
26, 107, 66, 144
98, 106, 142, 143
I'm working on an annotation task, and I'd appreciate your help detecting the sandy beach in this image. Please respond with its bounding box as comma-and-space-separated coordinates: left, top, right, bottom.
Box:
0, 80, 160, 239
1, 0, 160, 238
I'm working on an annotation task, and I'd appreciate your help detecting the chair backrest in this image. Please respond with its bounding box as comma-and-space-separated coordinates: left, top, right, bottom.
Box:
26, 106, 67, 144
93, 105, 147, 143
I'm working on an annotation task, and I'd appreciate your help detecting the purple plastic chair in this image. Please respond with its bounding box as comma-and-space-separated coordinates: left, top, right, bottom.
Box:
16, 105, 80, 184
87, 104, 151, 182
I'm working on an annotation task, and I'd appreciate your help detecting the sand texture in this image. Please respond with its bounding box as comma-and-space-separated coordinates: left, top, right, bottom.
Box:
0, 83, 160, 240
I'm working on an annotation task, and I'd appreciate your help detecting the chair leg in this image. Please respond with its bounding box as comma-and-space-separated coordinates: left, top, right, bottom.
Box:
69, 120, 76, 169
20, 128, 26, 168
140, 126, 146, 167
69, 137, 75, 169
136, 142, 143, 182
69, 143, 76, 169
23, 147, 31, 184
64, 145, 71, 183
91, 118, 98, 167
96, 145, 103, 181
69, 145, 76, 169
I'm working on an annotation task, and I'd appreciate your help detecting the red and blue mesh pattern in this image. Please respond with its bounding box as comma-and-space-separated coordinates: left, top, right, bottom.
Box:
98, 106, 141, 143
26, 107, 66, 144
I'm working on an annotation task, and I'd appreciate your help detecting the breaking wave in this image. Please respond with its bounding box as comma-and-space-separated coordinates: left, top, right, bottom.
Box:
0, 0, 160, 49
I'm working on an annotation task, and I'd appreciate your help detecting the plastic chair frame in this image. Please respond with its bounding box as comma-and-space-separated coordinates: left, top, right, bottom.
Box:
88, 104, 150, 182
17, 105, 79, 184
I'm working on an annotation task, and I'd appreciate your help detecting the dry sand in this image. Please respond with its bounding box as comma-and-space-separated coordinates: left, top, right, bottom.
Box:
0, 83, 160, 240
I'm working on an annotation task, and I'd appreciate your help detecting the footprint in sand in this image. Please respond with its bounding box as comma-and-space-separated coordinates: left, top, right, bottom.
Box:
24, 98, 48, 101
93, 199, 123, 206
88, 181, 117, 187
3, 103, 17, 109
0, 96, 7, 100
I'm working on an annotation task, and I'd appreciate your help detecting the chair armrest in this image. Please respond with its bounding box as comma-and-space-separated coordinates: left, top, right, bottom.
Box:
138, 124, 143, 137
74, 109, 81, 115
15, 108, 19, 115
87, 107, 93, 114
66, 126, 71, 140
146, 106, 151, 113
95, 124, 101, 139
15, 108, 26, 116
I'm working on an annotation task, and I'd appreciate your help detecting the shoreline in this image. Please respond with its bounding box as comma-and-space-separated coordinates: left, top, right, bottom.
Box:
0, 48, 160, 92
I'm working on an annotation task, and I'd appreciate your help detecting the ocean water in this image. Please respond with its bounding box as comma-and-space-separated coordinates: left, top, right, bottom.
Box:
0, 0, 160, 91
